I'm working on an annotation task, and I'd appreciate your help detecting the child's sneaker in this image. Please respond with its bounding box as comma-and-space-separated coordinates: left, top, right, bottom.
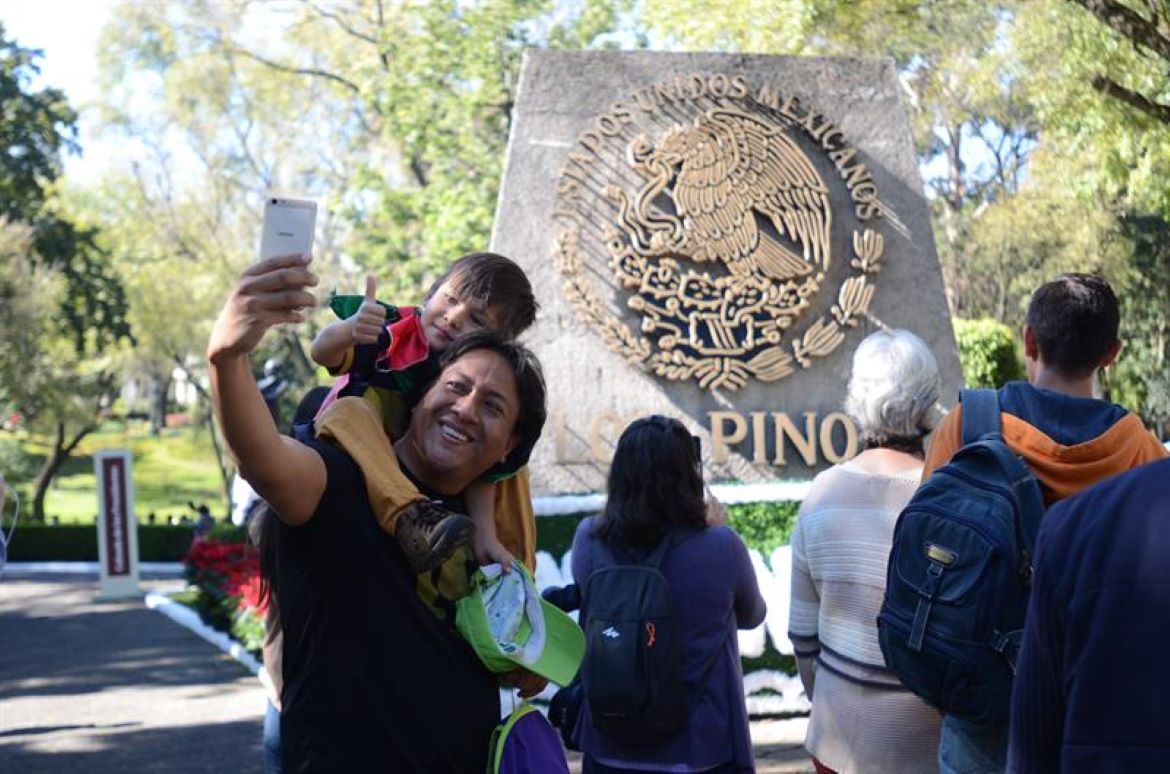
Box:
396, 501, 474, 573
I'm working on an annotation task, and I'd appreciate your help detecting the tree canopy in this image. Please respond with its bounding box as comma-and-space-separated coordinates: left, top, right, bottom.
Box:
6, 0, 1170, 490
0, 22, 130, 354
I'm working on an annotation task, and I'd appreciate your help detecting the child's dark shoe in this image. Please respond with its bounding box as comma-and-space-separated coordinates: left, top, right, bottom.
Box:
396, 501, 474, 573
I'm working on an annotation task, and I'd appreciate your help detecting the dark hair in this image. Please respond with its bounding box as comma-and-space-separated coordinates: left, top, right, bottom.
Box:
427, 252, 538, 339
1025, 273, 1120, 379
433, 330, 547, 476
594, 415, 707, 550
289, 385, 330, 431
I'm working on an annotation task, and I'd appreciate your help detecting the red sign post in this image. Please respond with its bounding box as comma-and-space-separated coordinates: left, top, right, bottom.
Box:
95, 450, 140, 599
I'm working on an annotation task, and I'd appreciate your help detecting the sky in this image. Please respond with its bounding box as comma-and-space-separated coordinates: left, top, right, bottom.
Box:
0, 1, 975, 200
0, 0, 116, 181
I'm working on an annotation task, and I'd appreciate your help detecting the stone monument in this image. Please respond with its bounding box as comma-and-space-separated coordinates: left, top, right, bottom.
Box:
491, 51, 962, 496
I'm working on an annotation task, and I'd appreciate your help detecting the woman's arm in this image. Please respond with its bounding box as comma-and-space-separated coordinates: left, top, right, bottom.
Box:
787, 514, 821, 700
569, 517, 595, 586
207, 254, 326, 525
730, 530, 767, 629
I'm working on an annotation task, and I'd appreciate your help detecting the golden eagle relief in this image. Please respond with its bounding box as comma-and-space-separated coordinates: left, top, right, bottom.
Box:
612, 108, 832, 283
599, 108, 838, 389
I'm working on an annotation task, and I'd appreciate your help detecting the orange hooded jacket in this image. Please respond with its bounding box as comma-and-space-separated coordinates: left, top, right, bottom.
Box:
923, 386, 1167, 506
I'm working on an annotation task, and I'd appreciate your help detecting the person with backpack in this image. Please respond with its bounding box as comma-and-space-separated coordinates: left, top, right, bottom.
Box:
569, 415, 766, 773
788, 330, 944, 774
912, 274, 1167, 773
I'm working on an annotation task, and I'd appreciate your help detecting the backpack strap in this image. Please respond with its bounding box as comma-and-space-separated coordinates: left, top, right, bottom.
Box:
487, 702, 544, 774
960, 388, 1002, 445
583, 528, 680, 624
974, 439, 1045, 560
642, 531, 677, 570
589, 528, 683, 572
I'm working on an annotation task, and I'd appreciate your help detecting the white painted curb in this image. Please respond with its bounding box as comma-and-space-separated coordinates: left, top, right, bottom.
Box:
4, 561, 184, 576
145, 590, 263, 677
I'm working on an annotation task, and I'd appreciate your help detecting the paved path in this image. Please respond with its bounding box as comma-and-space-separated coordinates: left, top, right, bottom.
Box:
0, 574, 265, 773
0, 574, 813, 773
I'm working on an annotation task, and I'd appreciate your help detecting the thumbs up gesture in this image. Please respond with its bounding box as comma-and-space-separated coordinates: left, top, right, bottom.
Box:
348, 275, 388, 345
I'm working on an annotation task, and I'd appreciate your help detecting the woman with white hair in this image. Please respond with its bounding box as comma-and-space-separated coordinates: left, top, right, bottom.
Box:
788, 329, 944, 774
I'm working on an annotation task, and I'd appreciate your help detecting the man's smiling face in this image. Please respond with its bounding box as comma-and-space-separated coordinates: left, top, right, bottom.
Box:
401, 348, 520, 494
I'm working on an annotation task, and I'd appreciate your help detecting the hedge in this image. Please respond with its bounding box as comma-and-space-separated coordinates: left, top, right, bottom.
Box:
533, 500, 799, 560
8, 501, 801, 564
6, 525, 196, 562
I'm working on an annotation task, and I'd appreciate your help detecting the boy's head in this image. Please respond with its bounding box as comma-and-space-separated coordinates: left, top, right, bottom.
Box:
420, 252, 538, 351
1024, 273, 1121, 380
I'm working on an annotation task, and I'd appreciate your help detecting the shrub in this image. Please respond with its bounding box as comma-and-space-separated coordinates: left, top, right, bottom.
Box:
953, 318, 1024, 388
183, 538, 266, 658
0, 437, 34, 485
535, 513, 588, 558
726, 501, 800, 556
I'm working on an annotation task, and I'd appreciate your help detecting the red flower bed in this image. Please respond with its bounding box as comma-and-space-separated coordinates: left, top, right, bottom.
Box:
182, 538, 267, 653
184, 538, 266, 612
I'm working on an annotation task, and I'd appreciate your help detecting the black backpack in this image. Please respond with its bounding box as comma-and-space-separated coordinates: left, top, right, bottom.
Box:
580, 530, 722, 746
877, 388, 1045, 725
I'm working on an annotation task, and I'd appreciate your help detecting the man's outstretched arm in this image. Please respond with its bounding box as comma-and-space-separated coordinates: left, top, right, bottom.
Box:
207, 254, 326, 526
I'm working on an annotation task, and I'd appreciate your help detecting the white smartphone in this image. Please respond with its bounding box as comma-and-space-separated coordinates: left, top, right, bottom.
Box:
258, 196, 317, 261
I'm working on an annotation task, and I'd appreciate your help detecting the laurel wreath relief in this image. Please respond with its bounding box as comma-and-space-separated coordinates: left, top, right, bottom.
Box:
555, 224, 884, 392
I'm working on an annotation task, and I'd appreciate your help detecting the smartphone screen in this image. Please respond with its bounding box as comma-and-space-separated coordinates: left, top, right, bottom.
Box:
259, 197, 317, 261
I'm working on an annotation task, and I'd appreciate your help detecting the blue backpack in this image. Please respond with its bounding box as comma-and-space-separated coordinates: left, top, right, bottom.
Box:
877, 388, 1045, 725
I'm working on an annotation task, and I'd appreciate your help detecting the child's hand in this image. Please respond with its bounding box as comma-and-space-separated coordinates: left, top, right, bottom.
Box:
474, 530, 515, 573
348, 274, 387, 345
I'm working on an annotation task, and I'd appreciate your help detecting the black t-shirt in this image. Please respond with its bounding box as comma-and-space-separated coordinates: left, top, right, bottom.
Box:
276, 439, 498, 772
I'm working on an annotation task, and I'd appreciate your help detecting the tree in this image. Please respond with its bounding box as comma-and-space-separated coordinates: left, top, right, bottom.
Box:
638, 1, 1042, 317
0, 222, 119, 522
1106, 214, 1170, 435
1010, 1, 1170, 424
97, 0, 627, 298
1067, 0, 1170, 125
87, 1, 630, 512
0, 22, 130, 352
1, 24, 131, 520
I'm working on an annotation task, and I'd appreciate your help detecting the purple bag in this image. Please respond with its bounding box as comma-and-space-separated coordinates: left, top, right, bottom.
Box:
488, 703, 570, 774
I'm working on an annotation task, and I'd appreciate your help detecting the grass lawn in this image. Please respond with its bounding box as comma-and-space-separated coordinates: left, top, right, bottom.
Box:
16, 420, 226, 524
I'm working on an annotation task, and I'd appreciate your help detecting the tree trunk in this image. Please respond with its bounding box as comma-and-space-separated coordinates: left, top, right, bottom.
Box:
31, 420, 96, 523
204, 407, 234, 516
150, 371, 171, 436
282, 328, 316, 384
946, 123, 965, 213
171, 355, 234, 514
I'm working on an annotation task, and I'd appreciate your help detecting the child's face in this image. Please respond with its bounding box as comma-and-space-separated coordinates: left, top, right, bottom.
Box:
420, 278, 502, 351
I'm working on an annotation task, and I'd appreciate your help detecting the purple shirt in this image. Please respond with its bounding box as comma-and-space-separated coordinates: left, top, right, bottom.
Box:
571, 518, 766, 772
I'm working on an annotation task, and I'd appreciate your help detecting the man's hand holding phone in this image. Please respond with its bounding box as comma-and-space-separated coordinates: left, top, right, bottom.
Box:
208, 254, 318, 363
349, 275, 387, 345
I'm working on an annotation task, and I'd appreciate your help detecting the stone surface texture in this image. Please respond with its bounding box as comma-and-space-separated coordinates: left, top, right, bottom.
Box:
492, 51, 961, 495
